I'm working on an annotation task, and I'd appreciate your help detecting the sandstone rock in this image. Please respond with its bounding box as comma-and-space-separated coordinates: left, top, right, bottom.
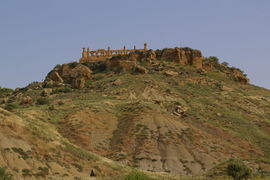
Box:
222, 86, 233, 92
70, 64, 92, 80
111, 79, 122, 86
232, 69, 249, 84
47, 71, 63, 83
41, 88, 53, 96
71, 78, 85, 89
202, 62, 213, 71
164, 70, 178, 77
173, 105, 188, 117
20, 96, 33, 104
134, 65, 148, 74
160, 48, 203, 68
45, 63, 92, 89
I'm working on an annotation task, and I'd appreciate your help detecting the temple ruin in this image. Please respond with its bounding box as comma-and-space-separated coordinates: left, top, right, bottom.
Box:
79, 43, 148, 62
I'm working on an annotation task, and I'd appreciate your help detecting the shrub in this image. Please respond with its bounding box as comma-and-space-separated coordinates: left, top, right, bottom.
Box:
82, 61, 107, 73
0, 87, 13, 96
227, 159, 252, 180
0, 167, 12, 180
221, 62, 229, 66
204, 56, 219, 64
122, 171, 154, 180
36, 98, 49, 105
57, 101, 64, 106
53, 87, 72, 94
48, 105, 55, 111
68, 62, 78, 68
4, 103, 18, 111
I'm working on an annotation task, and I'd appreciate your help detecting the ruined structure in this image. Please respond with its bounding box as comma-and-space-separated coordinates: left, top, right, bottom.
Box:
80, 43, 148, 63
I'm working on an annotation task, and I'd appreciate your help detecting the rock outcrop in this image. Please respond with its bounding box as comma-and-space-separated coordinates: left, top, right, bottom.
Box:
158, 48, 203, 68
232, 69, 249, 84
46, 63, 92, 89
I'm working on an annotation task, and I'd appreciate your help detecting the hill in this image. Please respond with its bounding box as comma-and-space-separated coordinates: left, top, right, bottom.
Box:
0, 47, 270, 179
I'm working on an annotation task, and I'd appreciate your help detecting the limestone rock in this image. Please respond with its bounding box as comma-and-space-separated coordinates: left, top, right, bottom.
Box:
202, 62, 213, 71
71, 78, 85, 89
111, 79, 122, 86
41, 88, 53, 96
160, 48, 203, 68
173, 105, 188, 117
232, 69, 249, 84
134, 65, 149, 74
164, 70, 178, 77
45, 63, 92, 89
47, 71, 63, 83
20, 96, 33, 104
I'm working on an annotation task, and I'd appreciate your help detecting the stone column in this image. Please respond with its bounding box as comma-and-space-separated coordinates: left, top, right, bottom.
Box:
82, 48, 85, 57
144, 43, 148, 51
108, 46, 111, 56
123, 46, 126, 54
87, 48, 90, 58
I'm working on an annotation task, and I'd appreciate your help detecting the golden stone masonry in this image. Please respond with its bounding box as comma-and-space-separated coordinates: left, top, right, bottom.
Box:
79, 43, 148, 62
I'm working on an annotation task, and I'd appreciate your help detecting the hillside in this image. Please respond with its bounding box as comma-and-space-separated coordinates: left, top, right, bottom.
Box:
1, 47, 270, 179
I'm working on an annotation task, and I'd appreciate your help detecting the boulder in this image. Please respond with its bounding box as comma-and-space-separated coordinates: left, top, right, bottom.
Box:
164, 70, 178, 77
41, 88, 53, 96
173, 105, 188, 117
47, 71, 63, 83
160, 48, 203, 68
232, 69, 249, 84
111, 79, 122, 86
45, 63, 92, 89
71, 78, 85, 89
70, 64, 92, 81
134, 65, 149, 74
20, 96, 33, 104
202, 62, 213, 71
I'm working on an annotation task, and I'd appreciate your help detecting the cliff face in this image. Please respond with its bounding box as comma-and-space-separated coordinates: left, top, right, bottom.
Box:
157, 48, 203, 68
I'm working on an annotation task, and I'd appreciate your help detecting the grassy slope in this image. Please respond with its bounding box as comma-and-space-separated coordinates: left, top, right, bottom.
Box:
1, 60, 270, 179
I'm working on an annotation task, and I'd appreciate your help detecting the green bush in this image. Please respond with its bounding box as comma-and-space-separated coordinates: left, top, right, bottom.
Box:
82, 61, 107, 73
68, 62, 78, 68
122, 171, 154, 180
227, 159, 252, 180
53, 87, 72, 93
0, 167, 12, 180
0, 87, 13, 96
204, 56, 219, 64
4, 103, 18, 111
36, 98, 50, 105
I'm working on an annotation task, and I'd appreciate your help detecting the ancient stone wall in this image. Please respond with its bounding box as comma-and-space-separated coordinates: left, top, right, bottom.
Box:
80, 43, 148, 63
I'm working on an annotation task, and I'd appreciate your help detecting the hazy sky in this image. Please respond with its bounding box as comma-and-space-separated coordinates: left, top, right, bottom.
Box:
0, 0, 269, 89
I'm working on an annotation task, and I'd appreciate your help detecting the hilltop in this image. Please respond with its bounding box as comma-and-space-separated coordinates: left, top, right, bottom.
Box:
0, 47, 270, 179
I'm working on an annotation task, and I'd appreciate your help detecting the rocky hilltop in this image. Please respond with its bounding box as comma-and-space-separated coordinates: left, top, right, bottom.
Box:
0, 47, 269, 179
45, 48, 249, 89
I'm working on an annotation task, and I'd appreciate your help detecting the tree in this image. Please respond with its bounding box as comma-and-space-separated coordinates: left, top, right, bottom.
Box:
0, 167, 12, 180
227, 159, 252, 180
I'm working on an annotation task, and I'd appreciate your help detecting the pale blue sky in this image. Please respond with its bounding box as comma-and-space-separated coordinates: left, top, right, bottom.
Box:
0, 0, 269, 89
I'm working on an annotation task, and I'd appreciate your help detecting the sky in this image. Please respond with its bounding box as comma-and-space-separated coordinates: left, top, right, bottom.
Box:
0, 0, 269, 90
